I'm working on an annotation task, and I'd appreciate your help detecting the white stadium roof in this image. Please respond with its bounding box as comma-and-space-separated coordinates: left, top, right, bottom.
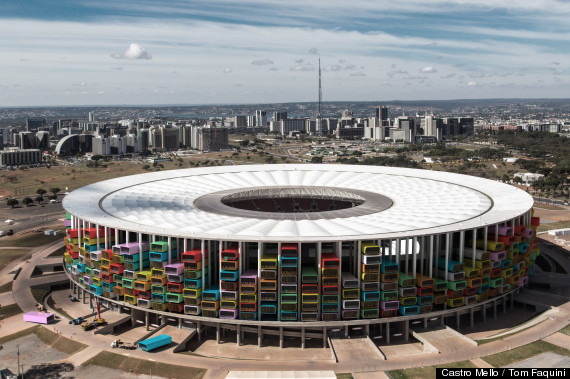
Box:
63, 164, 534, 242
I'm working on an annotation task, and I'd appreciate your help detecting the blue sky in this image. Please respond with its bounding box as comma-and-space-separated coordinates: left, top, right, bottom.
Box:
0, 0, 569, 106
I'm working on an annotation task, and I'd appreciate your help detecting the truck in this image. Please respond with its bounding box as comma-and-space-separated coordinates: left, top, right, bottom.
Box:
81, 318, 106, 331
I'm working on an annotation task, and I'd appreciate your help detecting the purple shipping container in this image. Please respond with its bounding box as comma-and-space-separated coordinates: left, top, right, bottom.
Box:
164, 262, 184, 275
23, 311, 55, 324
219, 309, 238, 319
121, 242, 149, 255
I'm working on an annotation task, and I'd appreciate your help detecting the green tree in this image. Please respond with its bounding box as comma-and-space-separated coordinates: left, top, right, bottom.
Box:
6, 198, 18, 208
22, 197, 33, 207
35, 196, 44, 205
49, 187, 61, 197
36, 188, 47, 197
311, 156, 323, 163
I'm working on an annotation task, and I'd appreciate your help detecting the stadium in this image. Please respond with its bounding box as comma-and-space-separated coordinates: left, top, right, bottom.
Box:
61, 164, 540, 347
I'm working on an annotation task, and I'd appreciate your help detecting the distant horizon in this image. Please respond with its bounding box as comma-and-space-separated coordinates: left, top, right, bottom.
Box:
1, 97, 570, 110
1, 1, 569, 106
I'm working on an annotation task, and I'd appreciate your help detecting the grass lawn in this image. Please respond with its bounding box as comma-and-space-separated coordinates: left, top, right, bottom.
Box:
34, 326, 87, 355
0, 325, 86, 355
388, 361, 477, 379
31, 287, 50, 303
0, 231, 64, 248
46, 245, 67, 257
560, 324, 570, 336
481, 340, 570, 367
537, 220, 570, 233
0, 325, 39, 344
0, 280, 13, 293
336, 374, 354, 379
0, 302, 23, 318
47, 294, 74, 320
83, 351, 206, 379
0, 248, 31, 270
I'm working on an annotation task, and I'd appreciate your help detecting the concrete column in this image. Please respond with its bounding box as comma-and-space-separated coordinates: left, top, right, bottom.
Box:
404, 320, 409, 342
178, 318, 182, 329
503, 296, 507, 314
429, 235, 434, 277
197, 321, 202, 342
83, 289, 87, 304
424, 317, 428, 330
168, 236, 172, 264
237, 325, 241, 346
216, 324, 220, 344
493, 299, 497, 318
456, 312, 460, 331
161, 315, 166, 326
445, 233, 450, 274
301, 328, 306, 349
322, 326, 327, 348
386, 323, 390, 344
344, 325, 348, 338
440, 315, 445, 326
482, 304, 487, 322
145, 312, 149, 331
257, 325, 262, 347
365, 323, 370, 336
279, 327, 284, 349
459, 230, 465, 263
470, 307, 474, 328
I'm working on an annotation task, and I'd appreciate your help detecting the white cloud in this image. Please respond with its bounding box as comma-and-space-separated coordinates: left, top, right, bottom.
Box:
251, 58, 274, 65
441, 73, 456, 78
350, 72, 367, 77
420, 66, 436, 73
269, 67, 279, 71
222, 68, 232, 73
111, 43, 152, 60
324, 64, 342, 71
308, 47, 319, 55
388, 69, 408, 78
291, 63, 314, 71
467, 80, 478, 86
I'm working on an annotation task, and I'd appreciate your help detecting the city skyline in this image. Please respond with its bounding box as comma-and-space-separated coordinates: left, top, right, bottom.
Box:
1, 0, 569, 106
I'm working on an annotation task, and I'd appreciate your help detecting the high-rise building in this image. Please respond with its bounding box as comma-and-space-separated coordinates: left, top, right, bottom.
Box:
273, 112, 287, 122
376, 106, 389, 126
255, 110, 267, 127
26, 118, 46, 131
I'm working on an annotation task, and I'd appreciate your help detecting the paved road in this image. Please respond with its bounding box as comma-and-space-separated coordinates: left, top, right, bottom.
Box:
10, 240, 65, 312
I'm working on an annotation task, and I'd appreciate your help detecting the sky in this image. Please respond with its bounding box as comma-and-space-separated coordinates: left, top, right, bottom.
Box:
0, 0, 569, 106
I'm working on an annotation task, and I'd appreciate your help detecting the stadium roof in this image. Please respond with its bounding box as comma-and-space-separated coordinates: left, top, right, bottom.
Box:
63, 164, 533, 242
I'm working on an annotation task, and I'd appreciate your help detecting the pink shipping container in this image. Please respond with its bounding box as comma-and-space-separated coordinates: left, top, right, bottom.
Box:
23, 311, 55, 324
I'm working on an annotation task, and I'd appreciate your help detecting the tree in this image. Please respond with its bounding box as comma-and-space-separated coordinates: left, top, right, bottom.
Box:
35, 196, 44, 205
36, 188, 47, 197
142, 164, 151, 170
6, 198, 18, 208
311, 156, 323, 163
49, 187, 61, 197
22, 197, 33, 207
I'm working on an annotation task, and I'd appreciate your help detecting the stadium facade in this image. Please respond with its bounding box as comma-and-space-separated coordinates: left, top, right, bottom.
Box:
62, 164, 540, 347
